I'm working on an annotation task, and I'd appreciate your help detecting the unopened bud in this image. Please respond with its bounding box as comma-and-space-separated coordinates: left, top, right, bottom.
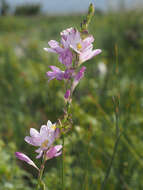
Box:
80, 3, 95, 32
64, 89, 71, 99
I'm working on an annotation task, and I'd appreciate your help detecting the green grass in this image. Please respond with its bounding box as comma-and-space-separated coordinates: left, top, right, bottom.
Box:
0, 10, 143, 189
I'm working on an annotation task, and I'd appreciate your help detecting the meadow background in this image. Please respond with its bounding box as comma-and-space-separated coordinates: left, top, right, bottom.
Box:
0, 2, 143, 190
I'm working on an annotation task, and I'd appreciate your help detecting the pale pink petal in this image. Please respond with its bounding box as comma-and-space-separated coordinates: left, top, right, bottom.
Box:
49, 66, 61, 72
55, 151, 62, 157
74, 30, 81, 42
40, 125, 49, 138
30, 128, 39, 138
46, 147, 57, 159
80, 49, 102, 63
53, 145, 62, 157
70, 44, 81, 54
81, 43, 93, 52
92, 49, 102, 56
46, 66, 65, 81
36, 149, 43, 159
35, 148, 41, 153
55, 145, 62, 151
48, 40, 59, 48
24, 136, 35, 146
15, 152, 39, 170
44, 48, 56, 53
61, 27, 74, 40
83, 35, 94, 44
46, 145, 62, 159
48, 40, 63, 53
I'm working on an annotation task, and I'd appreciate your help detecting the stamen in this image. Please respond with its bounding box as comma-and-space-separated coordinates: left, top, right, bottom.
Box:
41, 140, 49, 148
77, 43, 82, 50
60, 44, 64, 48
51, 125, 56, 130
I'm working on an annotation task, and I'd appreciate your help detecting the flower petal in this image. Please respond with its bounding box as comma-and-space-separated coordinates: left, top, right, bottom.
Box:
47, 120, 52, 128
64, 89, 71, 99
46, 147, 57, 159
49, 65, 61, 72
30, 128, 39, 138
55, 145, 62, 152
46, 145, 62, 159
44, 48, 56, 53
55, 151, 62, 157
80, 49, 102, 63
24, 136, 41, 146
48, 40, 59, 48
15, 152, 39, 170
35, 148, 43, 159
48, 40, 63, 53
40, 125, 49, 139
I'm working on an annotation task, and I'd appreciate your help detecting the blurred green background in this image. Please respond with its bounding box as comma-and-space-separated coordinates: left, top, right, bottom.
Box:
0, 2, 143, 190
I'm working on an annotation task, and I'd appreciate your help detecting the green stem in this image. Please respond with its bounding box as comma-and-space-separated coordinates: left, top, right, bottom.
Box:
62, 134, 65, 190
80, 3, 95, 32
100, 133, 121, 190
36, 152, 47, 190
100, 96, 121, 190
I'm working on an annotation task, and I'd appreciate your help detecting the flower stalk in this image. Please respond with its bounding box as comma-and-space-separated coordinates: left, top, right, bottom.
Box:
62, 134, 65, 190
36, 151, 47, 190
15, 4, 101, 190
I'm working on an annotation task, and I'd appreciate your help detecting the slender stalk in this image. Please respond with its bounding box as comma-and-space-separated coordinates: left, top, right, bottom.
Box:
100, 133, 121, 190
59, 5, 95, 187
62, 134, 65, 190
100, 96, 121, 190
36, 152, 47, 190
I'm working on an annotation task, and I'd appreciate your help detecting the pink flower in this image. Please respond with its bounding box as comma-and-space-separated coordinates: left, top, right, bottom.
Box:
59, 49, 73, 67
44, 40, 72, 67
46, 145, 62, 160
15, 152, 39, 170
45, 27, 101, 66
46, 66, 65, 81
64, 68, 74, 79
46, 66, 74, 82
44, 40, 63, 54
61, 27, 102, 63
60, 27, 75, 41
79, 49, 102, 63
72, 66, 86, 91
25, 120, 59, 159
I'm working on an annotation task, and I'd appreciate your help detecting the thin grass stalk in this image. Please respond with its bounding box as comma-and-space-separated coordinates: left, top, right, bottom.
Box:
100, 45, 121, 190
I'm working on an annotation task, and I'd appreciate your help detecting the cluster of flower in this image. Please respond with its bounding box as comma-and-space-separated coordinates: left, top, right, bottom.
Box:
15, 121, 62, 170
15, 27, 101, 170
44, 27, 102, 99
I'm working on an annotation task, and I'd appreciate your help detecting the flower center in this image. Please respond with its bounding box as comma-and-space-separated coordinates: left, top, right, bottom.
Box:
41, 139, 49, 148
51, 125, 56, 130
77, 43, 82, 50
60, 44, 64, 48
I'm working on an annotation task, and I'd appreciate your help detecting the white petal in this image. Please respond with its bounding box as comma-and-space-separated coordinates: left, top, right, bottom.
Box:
30, 128, 39, 137
36, 150, 43, 159
47, 120, 52, 128
40, 125, 48, 135
55, 145, 62, 151
44, 48, 56, 53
